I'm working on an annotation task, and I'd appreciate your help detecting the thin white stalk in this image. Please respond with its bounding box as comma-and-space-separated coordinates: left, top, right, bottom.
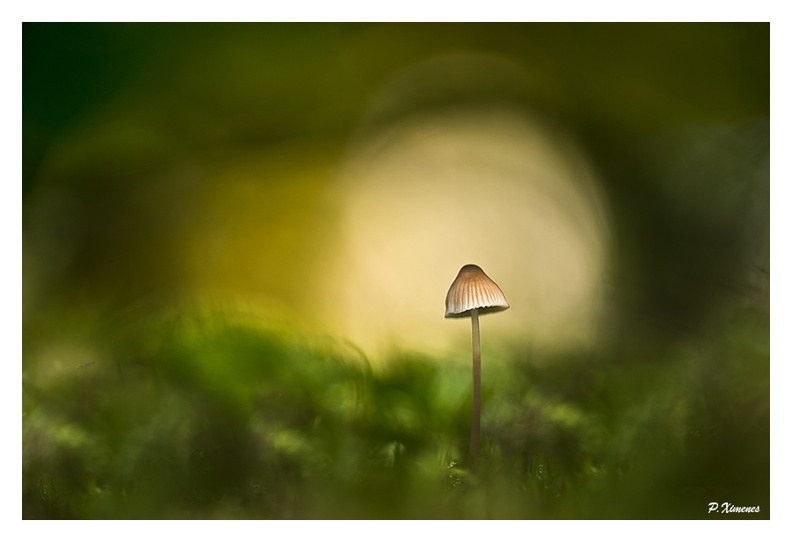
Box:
470, 308, 481, 464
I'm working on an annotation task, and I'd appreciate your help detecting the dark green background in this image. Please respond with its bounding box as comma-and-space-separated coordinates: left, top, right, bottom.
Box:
23, 23, 769, 519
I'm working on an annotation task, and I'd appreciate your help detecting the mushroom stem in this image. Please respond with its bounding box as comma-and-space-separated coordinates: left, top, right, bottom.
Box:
470, 308, 481, 464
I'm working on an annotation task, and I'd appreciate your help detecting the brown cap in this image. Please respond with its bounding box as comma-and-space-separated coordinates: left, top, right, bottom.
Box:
445, 264, 510, 318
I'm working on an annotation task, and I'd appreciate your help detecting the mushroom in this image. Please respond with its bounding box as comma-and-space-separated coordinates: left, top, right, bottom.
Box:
445, 264, 509, 464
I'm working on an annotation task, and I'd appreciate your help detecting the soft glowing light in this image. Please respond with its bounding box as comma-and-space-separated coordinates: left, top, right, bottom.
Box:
318, 102, 610, 358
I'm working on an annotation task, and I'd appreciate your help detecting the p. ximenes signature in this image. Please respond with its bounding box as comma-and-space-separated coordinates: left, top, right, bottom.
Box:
708, 502, 761, 514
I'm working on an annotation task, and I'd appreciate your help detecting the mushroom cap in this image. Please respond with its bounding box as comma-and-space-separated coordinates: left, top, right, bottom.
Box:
445, 264, 510, 318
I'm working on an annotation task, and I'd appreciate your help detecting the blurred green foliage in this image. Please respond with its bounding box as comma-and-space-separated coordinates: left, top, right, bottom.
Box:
22, 304, 768, 519
23, 23, 769, 519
